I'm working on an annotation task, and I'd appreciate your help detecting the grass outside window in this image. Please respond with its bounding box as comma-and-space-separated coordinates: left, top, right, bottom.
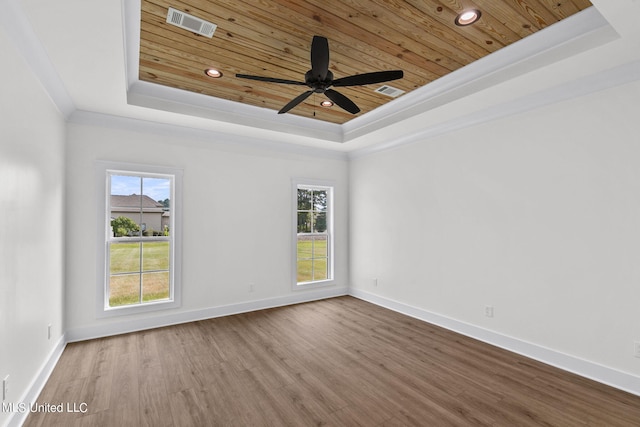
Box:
109, 241, 170, 306
297, 235, 328, 283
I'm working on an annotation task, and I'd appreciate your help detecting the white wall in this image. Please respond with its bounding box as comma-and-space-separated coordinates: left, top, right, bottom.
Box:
0, 30, 65, 426
350, 80, 640, 378
64, 120, 349, 338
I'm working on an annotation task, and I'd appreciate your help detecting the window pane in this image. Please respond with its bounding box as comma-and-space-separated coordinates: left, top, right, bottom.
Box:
297, 236, 312, 258
109, 273, 140, 307
142, 272, 170, 302
312, 236, 327, 257
142, 177, 170, 236
110, 215, 141, 237
110, 174, 142, 237
313, 258, 328, 281
110, 242, 140, 274
313, 190, 327, 211
297, 189, 312, 210
313, 212, 327, 233
143, 177, 171, 202
142, 241, 170, 271
150, 177, 172, 237
297, 212, 311, 233
297, 260, 313, 283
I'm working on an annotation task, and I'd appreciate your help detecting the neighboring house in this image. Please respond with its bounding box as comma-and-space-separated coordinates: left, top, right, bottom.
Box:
161, 211, 170, 232
110, 194, 168, 235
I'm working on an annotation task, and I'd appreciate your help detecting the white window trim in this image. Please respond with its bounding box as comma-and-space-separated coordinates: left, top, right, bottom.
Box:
96, 161, 183, 318
292, 178, 335, 290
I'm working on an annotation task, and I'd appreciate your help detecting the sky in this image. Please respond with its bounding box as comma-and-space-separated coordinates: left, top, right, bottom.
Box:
110, 174, 171, 202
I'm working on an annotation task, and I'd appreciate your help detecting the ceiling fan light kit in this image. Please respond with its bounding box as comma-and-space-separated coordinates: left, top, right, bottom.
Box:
236, 36, 404, 115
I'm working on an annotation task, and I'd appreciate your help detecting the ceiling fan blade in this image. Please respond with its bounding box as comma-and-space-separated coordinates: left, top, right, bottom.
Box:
332, 70, 404, 87
310, 36, 329, 81
278, 90, 315, 114
325, 89, 360, 114
236, 74, 306, 85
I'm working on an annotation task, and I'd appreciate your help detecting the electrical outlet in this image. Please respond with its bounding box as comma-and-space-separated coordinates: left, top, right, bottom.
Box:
249, 283, 255, 293
634, 341, 640, 358
373, 278, 378, 287
484, 306, 494, 318
2, 375, 9, 401
48, 323, 52, 340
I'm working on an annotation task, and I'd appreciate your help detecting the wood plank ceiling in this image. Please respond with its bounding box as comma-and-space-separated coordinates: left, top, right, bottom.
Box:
139, 0, 593, 125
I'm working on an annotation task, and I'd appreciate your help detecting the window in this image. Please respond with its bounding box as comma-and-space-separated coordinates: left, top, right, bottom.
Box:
294, 181, 333, 286
97, 162, 182, 316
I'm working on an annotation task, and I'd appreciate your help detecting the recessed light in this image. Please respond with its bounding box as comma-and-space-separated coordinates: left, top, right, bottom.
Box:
204, 68, 223, 78
455, 9, 481, 26
320, 100, 334, 108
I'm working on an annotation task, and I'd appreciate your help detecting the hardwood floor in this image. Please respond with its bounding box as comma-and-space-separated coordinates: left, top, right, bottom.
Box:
24, 296, 640, 426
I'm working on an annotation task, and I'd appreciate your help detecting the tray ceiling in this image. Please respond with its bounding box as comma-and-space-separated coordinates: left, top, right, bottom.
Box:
139, 0, 593, 125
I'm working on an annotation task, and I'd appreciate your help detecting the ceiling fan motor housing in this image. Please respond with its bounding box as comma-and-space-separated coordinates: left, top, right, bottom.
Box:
305, 70, 334, 93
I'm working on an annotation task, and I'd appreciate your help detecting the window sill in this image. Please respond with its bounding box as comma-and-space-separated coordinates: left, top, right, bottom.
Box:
97, 298, 180, 318
293, 279, 336, 291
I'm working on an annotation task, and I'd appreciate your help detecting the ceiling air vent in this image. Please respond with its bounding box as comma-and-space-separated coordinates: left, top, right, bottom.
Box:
166, 7, 217, 38
374, 85, 405, 98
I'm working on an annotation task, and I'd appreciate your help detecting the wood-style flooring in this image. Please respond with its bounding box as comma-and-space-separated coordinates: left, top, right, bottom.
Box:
24, 296, 640, 426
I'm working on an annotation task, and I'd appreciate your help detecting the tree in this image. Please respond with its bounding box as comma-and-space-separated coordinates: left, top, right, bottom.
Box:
111, 216, 140, 237
158, 198, 170, 209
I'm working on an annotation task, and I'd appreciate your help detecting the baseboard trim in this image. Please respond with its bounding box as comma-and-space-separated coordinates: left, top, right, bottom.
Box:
349, 288, 640, 397
66, 286, 349, 343
5, 335, 67, 427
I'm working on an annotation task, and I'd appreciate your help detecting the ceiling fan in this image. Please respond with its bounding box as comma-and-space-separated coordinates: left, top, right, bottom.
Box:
236, 36, 404, 115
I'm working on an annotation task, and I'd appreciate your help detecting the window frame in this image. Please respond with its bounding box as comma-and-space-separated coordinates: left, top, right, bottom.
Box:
96, 161, 183, 318
292, 178, 335, 290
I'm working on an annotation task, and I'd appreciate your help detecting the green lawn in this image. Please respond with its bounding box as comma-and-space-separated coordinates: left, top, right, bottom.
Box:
297, 237, 328, 283
109, 241, 170, 306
